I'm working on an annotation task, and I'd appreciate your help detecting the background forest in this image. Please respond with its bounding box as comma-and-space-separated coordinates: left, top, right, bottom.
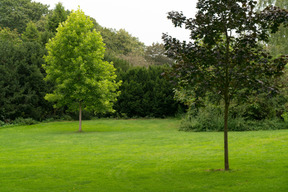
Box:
0, 0, 181, 124
0, 0, 288, 131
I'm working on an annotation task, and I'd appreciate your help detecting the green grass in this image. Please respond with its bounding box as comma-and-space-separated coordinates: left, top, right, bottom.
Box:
0, 119, 287, 192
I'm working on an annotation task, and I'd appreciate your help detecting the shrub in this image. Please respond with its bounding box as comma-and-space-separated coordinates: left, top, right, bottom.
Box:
180, 105, 287, 132
13, 117, 38, 125
0, 120, 5, 127
281, 112, 288, 122
60, 114, 73, 121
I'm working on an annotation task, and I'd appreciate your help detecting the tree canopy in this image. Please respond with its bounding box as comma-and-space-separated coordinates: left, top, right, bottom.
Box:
43, 8, 121, 131
163, 0, 288, 170
0, 0, 48, 33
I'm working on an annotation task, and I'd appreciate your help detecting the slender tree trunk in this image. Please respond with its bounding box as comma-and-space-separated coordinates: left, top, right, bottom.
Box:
79, 102, 82, 132
224, 26, 230, 171
224, 100, 229, 171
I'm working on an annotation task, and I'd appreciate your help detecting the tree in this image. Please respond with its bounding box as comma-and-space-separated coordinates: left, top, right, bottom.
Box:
0, 28, 48, 121
0, 0, 48, 33
47, 3, 69, 33
144, 43, 174, 66
43, 8, 121, 132
99, 27, 148, 66
162, 0, 288, 170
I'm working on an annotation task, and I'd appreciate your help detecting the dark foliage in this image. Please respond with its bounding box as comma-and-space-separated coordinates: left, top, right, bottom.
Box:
0, 39, 50, 121
0, 0, 49, 33
162, 0, 288, 170
114, 66, 183, 118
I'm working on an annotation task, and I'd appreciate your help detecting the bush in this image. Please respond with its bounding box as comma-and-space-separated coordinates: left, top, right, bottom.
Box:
0, 120, 5, 127
281, 112, 288, 122
13, 117, 38, 125
60, 114, 73, 121
180, 105, 288, 132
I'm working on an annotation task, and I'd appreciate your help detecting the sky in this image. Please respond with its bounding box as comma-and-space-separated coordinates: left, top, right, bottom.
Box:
33, 0, 197, 46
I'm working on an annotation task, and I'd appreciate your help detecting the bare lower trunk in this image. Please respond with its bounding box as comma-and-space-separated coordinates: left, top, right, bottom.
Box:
224, 101, 229, 171
224, 30, 230, 171
79, 102, 82, 132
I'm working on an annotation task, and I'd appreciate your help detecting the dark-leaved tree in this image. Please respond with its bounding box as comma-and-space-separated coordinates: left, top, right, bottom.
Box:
162, 0, 288, 170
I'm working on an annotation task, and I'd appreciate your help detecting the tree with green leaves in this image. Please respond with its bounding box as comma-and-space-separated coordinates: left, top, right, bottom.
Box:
163, 0, 288, 170
47, 3, 69, 34
0, 0, 48, 33
144, 43, 174, 66
44, 8, 121, 132
0, 28, 48, 121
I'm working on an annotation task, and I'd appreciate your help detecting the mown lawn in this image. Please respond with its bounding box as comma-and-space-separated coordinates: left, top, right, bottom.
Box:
0, 119, 287, 192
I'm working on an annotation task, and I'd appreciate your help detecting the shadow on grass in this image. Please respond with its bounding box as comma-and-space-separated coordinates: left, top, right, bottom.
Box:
49, 128, 124, 135
205, 168, 239, 173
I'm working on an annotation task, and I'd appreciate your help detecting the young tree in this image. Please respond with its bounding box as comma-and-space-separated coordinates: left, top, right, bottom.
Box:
44, 8, 121, 132
163, 0, 288, 170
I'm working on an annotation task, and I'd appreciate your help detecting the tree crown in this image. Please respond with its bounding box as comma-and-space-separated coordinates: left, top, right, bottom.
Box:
44, 8, 121, 113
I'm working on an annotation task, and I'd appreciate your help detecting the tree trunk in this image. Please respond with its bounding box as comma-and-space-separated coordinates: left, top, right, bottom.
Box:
224, 100, 229, 171
224, 27, 230, 171
79, 102, 82, 132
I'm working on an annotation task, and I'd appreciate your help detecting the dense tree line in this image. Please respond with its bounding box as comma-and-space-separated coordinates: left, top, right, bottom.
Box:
1, 0, 287, 128
0, 27, 49, 121
0, 0, 179, 122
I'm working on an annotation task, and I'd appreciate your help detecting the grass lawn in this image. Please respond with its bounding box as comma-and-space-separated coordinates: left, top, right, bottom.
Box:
0, 119, 287, 192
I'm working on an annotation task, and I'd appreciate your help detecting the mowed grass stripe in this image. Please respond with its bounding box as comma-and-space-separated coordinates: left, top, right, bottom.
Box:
0, 119, 287, 192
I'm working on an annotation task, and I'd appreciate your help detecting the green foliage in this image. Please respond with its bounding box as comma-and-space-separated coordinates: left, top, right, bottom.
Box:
281, 112, 288, 122
144, 43, 174, 66
180, 105, 288, 132
0, 0, 49, 33
44, 8, 121, 114
104, 53, 131, 73
101, 28, 145, 56
13, 117, 38, 125
22, 21, 40, 42
114, 65, 183, 118
100, 27, 148, 66
163, 0, 288, 170
0, 28, 49, 121
47, 3, 69, 33
0, 1, 179, 122
257, 0, 288, 56
0, 27, 22, 44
